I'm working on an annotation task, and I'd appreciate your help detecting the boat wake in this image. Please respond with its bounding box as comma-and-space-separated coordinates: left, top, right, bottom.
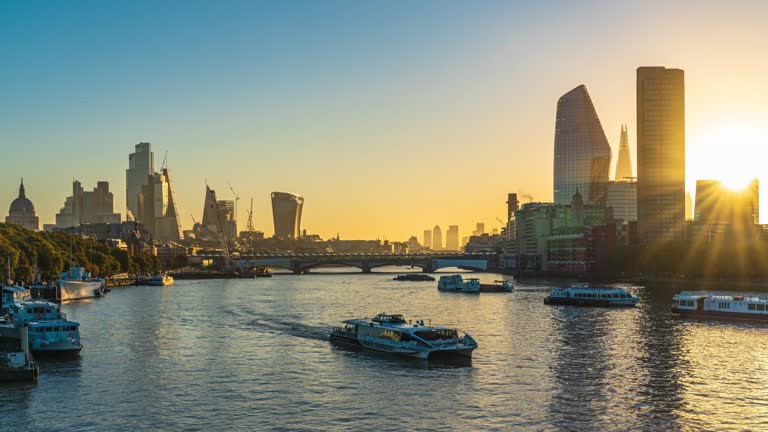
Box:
244, 318, 330, 341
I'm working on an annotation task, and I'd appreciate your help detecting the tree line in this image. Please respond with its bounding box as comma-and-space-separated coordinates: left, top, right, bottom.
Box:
0, 223, 160, 283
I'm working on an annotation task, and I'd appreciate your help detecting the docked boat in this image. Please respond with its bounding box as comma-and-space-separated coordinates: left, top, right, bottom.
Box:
57, 267, 106, 302
544, 284, 639, 307
437, 275, 481, 293
0, 329, 39, 383
138, 274, 174, 286
394, 274, 435, 282
672, 291, 768, 320
2, 285, 32, 314
329, 313, 477, 360
0, 299, 82, 359
479, 280, 514, 292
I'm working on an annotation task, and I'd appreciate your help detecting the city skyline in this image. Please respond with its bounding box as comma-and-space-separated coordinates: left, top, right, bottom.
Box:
3, 1, 768, 240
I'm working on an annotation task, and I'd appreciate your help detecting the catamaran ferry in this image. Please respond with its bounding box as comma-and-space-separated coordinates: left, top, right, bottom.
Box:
672, 291, 768, 320
544, 284, 640, 307
329, 313, 477, 360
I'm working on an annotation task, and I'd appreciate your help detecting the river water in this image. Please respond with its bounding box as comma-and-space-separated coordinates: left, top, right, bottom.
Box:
2, 269, 768, 431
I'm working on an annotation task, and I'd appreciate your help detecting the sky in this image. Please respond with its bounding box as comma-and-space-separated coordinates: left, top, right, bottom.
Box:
2, 0, 768, 241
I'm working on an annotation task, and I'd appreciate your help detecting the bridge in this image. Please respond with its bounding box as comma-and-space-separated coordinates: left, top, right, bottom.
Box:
216, 252, 495, 274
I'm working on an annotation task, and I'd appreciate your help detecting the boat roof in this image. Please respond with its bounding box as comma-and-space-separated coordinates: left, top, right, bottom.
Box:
2, 286, 29, 293
29, 320, 79, 326
556, 286, 630, 292
675, 291, 768, 302
342, 314, 450, 331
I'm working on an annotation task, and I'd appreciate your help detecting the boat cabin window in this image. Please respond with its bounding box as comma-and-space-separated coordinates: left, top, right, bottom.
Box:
758, 304, 766, 311
415, 329, 458, 341
718, 302, 730, 310
749, 304, 756, 311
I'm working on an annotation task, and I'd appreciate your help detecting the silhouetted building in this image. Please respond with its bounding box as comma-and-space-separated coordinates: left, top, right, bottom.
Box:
507, 193, 519, 222
685, 192, 693, 221
6, 179, 39, 231
446, 225, 459, 251
201, 185, 237, 243
554, 85, 612, 205
271, 192, 303, 239
637, 67, 686, 243
56, 181, 121, 228
607, 180, 638, 222
432, 225, 443, 250
614, 124, 633, 180
138, 168, 181, 242
126, 142, 154, 221
474, 223, 485, 236
694, 179, 759, 226
423, 230, 432, 249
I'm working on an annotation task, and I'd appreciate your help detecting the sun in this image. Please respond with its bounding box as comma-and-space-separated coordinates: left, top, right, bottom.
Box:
688, 117, 765, 192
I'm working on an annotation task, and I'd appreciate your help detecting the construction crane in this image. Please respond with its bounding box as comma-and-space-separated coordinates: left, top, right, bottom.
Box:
190, 213, 198, 226
226, 181, 240, 224
245, 198, 255, 232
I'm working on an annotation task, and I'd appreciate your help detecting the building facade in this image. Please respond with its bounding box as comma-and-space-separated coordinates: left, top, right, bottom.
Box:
445, 225, 459, 251
138, 168, 181, 242
271, 192, 303, 239
553, 85, 612, 205
423, 230, 432, 249
432, 225, 443, 250
56, 181, 121, 228
6, 180, 39, 231
126, 142, 154, 221
637, 67, 686, 243
606, 180, 638, 222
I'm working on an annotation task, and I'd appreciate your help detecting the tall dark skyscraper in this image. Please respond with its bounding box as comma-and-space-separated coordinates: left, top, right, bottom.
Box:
637, 67, 686, 243
694, 179, 759, 226
553, 85, 612, 205
614, 124, 633, 180
271, 192, 304, 239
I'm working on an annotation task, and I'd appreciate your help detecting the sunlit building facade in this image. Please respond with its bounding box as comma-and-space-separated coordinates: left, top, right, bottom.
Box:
56, 180, 121, 227
614, 124, 633, 180
271, 192, 303, 239
6, 180, 39, 231
432, 225, 443, 250
553, 85, 612, 206
637, 67, 686, 243
446, 225, 459, 251
138, 168, 181, 242
126, 142, 154, 221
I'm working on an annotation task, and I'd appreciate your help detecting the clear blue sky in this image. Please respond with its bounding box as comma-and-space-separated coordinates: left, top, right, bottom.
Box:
2, 0, 767, 239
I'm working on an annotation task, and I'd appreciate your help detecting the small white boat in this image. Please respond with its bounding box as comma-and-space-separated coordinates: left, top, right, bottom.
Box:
329, 313, 477, 360
544, 284, 639, 307
437, 275, 480, 293
673, 291, 768, 321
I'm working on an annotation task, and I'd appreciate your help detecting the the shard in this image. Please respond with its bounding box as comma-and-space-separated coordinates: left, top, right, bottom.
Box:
614, 124, 633, 180
553, 85, 612, 206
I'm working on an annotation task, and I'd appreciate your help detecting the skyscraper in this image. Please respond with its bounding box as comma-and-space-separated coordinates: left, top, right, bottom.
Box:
474, 223, 485, 236
202, 185, 238, 242
126, 142, 154, 220
271, 192, 304, 239
553, 85, 612, 205
432, 225, 443, 250
606, 180, 638, 222
446, 225, 459, 251
56, 181, 121, 227
637, 67, 686, 243
138, 168, 181, 242
423, 230, 432, 249
614, 124, 633, 180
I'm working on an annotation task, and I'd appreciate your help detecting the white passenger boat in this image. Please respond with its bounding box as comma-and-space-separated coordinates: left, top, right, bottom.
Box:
57, 267, 106, 302
329, 313, 477, 360
0, 299, 82, 359
672, 291, 768, 321
437, 275, 480, 293
544, 284, 639, 307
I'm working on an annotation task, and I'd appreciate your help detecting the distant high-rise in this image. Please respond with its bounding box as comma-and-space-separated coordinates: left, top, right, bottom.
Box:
271, 192, 303, 239
507, 193, 519, 223
423, 230, 432, 249
126, 142, 154, 221
606, 180, 638, 222
474, 223, 485, 236
614, 124, 633, 180
56, 181, 121, 227
554, 85, 612, 205
446, 225, 459, 251
138, 168, 181, 242
432, 225, 443, 250
202, 185, 237, 242
637, 67, 686, 243
6, 179, 39, 231
694, 180, 759, 226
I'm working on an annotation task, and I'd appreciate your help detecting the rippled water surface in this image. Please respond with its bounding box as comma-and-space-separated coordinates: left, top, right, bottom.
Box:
3, 271, 768, 431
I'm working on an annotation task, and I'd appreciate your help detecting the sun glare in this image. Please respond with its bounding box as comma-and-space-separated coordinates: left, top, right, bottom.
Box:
688, 118, 765, 192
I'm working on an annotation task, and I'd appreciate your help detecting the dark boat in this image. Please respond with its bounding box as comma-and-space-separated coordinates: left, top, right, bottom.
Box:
393, 274, 435, 282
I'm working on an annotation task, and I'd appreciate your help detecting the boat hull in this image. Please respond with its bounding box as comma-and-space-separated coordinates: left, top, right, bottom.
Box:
0, 365, 39, 383
672, 307, 768, 321
544, 297, 638, 307
32, 346, 82, 360
58, 280, 105, 302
